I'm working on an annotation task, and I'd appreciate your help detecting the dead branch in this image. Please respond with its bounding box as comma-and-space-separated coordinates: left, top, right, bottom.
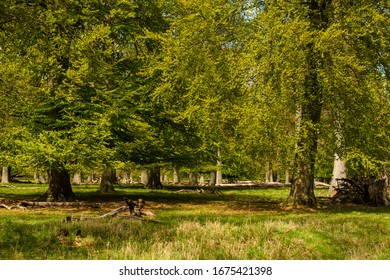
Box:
96, 206, 128, 218
0, 203, 27, 210
0, 203, 15, 210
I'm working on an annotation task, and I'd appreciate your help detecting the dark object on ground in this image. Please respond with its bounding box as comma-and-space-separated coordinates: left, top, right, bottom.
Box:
332, 178, 390, 206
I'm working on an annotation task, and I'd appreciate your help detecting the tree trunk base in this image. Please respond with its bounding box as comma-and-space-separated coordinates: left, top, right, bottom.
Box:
98, 167, 116, 193
146, 168, 163, 189
42, 169, 76, 202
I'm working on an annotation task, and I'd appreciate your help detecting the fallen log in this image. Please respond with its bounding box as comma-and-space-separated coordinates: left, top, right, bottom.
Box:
19, 201, 101, 208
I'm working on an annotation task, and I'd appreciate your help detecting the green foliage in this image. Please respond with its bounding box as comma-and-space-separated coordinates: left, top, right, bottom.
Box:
1, 0, 390, 193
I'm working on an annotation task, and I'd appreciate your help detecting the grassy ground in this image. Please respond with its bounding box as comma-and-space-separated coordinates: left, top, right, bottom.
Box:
0, 183, 389, 260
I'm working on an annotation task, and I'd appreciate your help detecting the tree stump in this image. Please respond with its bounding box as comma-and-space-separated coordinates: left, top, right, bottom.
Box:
332, 178, 390, 206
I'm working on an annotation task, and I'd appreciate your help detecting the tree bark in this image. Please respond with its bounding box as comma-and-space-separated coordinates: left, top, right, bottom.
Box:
73, 172, 83, 184
34, 171, 40, 183
1, 166, 11, 184
189, 172, 198, 186
199, 173, 205, 186
141, 169, 149, 186
265, 162, 274, 183
368, 179, 390, 206
121, 171, 133, 184
329, 153, 346, 196
173, 166, 180, 184
209, 171, 216, 186
87, 172, 96, 183
285, 1, 329, 208
216, 147, 223, 186
146, 167, 163, 189
44, 169, 76, 201
285, 169, 290, 184
98, 167, 116, 193
285, 48, 322, 207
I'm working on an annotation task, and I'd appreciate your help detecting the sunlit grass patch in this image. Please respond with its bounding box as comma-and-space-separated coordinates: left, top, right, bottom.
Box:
1, 183, 390, 260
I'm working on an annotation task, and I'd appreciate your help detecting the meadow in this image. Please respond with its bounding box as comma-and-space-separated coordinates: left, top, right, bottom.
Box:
0, 183, 389, 260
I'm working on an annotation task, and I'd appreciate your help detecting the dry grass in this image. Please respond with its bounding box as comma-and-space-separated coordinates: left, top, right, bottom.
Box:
0, 183, 390, 259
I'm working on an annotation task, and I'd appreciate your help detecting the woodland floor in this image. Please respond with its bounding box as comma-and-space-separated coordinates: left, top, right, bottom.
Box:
0, 183, 389, 260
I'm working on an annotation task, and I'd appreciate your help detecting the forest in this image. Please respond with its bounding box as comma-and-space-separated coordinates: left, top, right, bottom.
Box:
1, 0, 390, 207
0, 1, 390, 204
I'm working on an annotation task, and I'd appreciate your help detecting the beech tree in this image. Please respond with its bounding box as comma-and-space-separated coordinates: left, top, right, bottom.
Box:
247, 0, 390, 207
1, 0, 146, 200
146, 0, 249, 182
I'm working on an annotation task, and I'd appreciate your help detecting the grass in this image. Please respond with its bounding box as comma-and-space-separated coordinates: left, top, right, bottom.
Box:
0, 183, 389, 260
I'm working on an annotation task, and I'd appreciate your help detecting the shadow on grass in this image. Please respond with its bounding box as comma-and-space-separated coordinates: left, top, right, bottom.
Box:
1, 183, 389, 215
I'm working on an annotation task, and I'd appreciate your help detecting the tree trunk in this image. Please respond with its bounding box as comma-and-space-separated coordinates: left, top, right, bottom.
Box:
87, 172, 96, 183
141, 169, 149, 186
189, 172, 198, 186
329, 153, 346, 196
146, 167, 163, 189
285, 55, 321, 207
199, 173, 205, 186
265, 162, 273, 183
1, 166, 10, 184
44, 169, 76, 201
34, 171, 40, 183
209, 171, 216, 186
284, 2, 328, 208
368, 179, 390, 206
173, 167, 180, 184
285, 169, 290, 184
216, 147, 223, 186
98, 167, 115, 193
121, 171, 133, 184
73, 172, 83, 184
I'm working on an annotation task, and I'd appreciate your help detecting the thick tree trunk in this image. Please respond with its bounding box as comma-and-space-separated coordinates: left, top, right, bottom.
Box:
265, 162, 273, 183
34, 171, 40, 183
199, 173, 205, 186
173, 167, 180, 184
44, 169, 76, 201
1, 166, 10, 184
285, 1, 328, 208
285, 169, 290, 184
87, 172, 96, 183
98, 167, 116, 193
209, 171, 216, 186
285, 53, 322, 207
368, 179, 390, 206
141, 169, 149, 186
189, 172, 198, 186
146, 167, 163, 189
329, 153, 346, 196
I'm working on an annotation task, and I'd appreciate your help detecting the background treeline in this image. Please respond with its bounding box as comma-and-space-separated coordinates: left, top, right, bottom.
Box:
0, 0, 389, 206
